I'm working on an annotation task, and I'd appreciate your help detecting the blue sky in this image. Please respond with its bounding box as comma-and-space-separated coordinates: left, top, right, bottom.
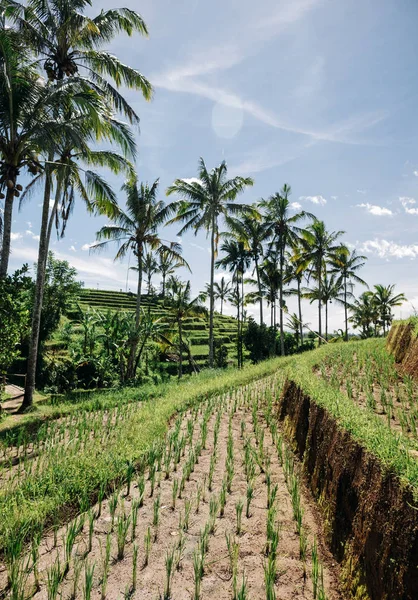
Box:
8, 0, 418, 332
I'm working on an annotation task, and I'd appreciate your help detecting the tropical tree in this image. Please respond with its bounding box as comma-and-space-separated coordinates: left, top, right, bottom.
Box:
0, 30, 60, 276
166, 158, 253, 367
303, 272, 350, 340
158, 250, 184, 299
93, 178, 186, 378
285, 313, 307, 347
167, 279, 206, 378
227, 208, 268, 324
260, 185, 312, 355
329, 247, 367, 340
142, 251, 159, 295
299, 220, 344, 344
349, 292, 377, 338
213, 276, 232, 315
372, 284, 407, 335
217, 239, 251, 367
21, 93, 135, 410
285, 246, 306, 345
2, 0, 152, 120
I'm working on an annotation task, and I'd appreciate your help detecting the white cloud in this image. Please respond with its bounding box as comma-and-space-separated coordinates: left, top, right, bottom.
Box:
356, 203, 393, 216
70, 245, 76, 252
331, 195, 338, 200
11, 232, 22, 241
299, 195, 327, 205
26, 230, 40, 241
290, 202, 302, 210
399, 196, 418, 215
181, 178, 202, 185
81, 242, 95, 251
357, 238, 418, 259
414, 171, 418, 177
357, 189, 367, 194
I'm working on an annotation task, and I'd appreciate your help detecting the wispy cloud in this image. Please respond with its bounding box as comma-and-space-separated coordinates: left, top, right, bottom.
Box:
81, 242, 95, 251
290, 202, 302, 210
357, 238, 418, 259
299, 195, 327, 205
356, 203, 393, 216
151, 0, 386, 146
399, 196, 418, 215
357, 189, 367, 194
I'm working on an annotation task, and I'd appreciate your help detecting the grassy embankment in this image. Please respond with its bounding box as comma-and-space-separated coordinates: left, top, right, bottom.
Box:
2, 336, 417, 556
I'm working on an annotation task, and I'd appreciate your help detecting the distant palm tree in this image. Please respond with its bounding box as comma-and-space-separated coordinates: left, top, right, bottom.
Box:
167, 280, 206, 378
217, 239, 251, 367
158, 250, 185, 299
93, 178, 185, 378
372, 284, 407, 335
349, 292, 377, 338
299, 220, 344, 344
166, 158, 253, 367
227, 208, 268, 324
142, 251, 159, 295
329, 247, 367, 340
260, 185, 313, 355
285, 313, 307, 347
285, 245, 307, 345
303, 272, 351, 341
213, 277, 232, 315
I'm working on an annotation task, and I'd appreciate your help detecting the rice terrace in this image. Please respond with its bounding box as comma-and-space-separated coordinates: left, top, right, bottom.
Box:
0, 1, 417, 599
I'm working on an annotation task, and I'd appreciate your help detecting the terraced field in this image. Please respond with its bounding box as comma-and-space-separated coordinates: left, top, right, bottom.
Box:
73, 289, 242, 372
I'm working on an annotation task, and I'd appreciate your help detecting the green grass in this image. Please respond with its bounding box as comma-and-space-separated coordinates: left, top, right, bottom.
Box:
0, 355, 291, 554
282, 338, 418, 497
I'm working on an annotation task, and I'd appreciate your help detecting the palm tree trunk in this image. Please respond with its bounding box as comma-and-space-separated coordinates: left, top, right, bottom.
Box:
344, 275, 348, 341
297, 278, 303, 344
208, 218, 216, 368
325, 301, 328, 341
127, 254, 143, 380
318, 267, 322, 345
162, 274, 166, 299
0, 185, 16, 277
178, 320, 183, 378
21, 169, 53, 410
279, 246, 285, 356
135, 254, 143, 328
236, 278, 240, 368
220, 295, 223, 315
254, 254, 263, 324
241, 264, 245, 367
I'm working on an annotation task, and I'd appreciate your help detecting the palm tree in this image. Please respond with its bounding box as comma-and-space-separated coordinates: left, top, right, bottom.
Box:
2, 0, 152, 123
285, 246, 307, 345
166, 158, 253, 367
372, 284, 407, 335
299, 220, 344, 344
213, 277, 232, 315
285, 313, 307, 347
0, 30, 62, 276
260, 185, 313, 355
303, 272, 351, 341
217, 239, 251, 367
227, 207, 268, 324
167, 280, 206, 378
21, 93, 135, 410
329, 247, 367, 340
93, 178, 186, 378
94, 178, 184, 325
158, 250, 184, 299
349, 292, 377, 338
142, 251, 159, 295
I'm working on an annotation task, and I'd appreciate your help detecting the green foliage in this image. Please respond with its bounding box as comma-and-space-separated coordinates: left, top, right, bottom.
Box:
0, 267, 31, 388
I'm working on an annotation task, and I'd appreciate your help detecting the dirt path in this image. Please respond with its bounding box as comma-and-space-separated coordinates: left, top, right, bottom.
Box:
0, 376, 342, 599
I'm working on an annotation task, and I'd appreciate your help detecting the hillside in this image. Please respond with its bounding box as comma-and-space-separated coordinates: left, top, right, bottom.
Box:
75, 288, 240, 372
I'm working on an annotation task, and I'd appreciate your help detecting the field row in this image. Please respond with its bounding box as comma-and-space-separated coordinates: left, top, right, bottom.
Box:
0, 376, 339, 599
